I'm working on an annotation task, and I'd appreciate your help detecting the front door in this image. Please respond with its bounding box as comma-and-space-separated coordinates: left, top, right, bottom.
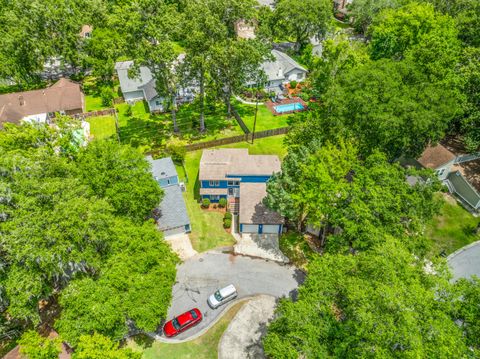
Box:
228, 188, 234, 196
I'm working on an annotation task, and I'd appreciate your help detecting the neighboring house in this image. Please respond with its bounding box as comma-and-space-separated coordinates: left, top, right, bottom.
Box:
148, 156, 191, 237
199, 149, 283, 234
413, 144, 480, 211
0, 78, 85, 128
258, 50, 308, 94
115, 59, 195, 113
334, 0, 353, 18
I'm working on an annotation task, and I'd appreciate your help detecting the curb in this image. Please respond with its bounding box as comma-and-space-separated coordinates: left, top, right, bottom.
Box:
149, 296, 258, 344
447, 240, 480, 262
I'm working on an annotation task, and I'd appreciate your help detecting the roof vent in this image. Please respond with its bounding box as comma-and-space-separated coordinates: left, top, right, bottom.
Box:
161, 171, 166, 176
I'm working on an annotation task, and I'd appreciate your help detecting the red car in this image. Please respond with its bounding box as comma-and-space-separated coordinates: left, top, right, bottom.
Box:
163, 308, 202, 337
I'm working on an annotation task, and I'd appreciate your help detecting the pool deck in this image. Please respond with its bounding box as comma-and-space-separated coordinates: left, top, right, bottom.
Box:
266, 97, 308, 116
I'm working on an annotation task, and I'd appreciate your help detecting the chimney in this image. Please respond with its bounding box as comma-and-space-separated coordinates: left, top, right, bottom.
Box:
18, 95, 24, 106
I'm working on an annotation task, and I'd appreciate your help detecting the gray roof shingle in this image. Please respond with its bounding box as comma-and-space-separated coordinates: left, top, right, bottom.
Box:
239, 183, 284, 225
156, 185, 190, 231
147, 156, 177, 180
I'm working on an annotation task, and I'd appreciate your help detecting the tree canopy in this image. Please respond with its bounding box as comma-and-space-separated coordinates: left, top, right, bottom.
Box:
0, 121, 177, 346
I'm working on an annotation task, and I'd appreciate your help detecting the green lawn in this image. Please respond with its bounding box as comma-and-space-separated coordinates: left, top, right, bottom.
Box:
177, 151, 235, 252
83, 76, 122, 112
128, 301, 245, 359
426, 194, 480, 256
87, 115, 117, 140
218, 134, 288, 159
233, 100, 293, 132
85, 94, 107, 112
116, 101, 243, 153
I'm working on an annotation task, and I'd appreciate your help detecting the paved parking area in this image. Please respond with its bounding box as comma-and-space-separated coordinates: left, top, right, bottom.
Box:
158, 251, 304, 341
448, 241, 480, 281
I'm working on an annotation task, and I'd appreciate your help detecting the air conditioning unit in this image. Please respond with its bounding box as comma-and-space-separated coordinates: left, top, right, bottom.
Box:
179, 182, 186, 192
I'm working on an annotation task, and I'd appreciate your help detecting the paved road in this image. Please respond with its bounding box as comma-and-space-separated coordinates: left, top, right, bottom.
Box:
159, 252, 304, 341
448, 241, 480, 281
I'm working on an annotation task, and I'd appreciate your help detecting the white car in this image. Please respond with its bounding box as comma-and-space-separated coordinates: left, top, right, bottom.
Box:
207, 284, 237, 309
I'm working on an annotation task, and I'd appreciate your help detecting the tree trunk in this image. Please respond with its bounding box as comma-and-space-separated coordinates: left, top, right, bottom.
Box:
172, 93, 178, 133
225, 87, 232, 119
199, 71, 205, 132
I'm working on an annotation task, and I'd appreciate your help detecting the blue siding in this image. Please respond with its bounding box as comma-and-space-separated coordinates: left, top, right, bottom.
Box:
226, 175, 272, 183
201, 180, 228, 188
158, 175, 179, 188
201, 194, 227, 203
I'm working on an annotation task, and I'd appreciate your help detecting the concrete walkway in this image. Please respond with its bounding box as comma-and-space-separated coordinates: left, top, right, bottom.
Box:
233, 94, 266, 106
164, 233, 198, 261
218, 295, 276, 359
447, 240, 480, 280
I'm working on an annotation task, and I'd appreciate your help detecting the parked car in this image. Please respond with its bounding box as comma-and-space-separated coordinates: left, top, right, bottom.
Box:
207, 284, 238, 309
163, 308, 202, 337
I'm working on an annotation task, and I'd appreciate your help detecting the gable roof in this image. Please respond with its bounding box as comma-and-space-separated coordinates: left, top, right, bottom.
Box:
239, 182, 284, 225
417, 144, 456, 169
0, 78, 84, 127
147, 156, 178, 181
115, 61, 156, 97
262, 50, 307, 82
199, 149, 281, 181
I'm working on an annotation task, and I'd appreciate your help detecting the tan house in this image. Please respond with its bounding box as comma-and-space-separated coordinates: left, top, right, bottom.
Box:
234, 20, 257, 40
0, 78, 85, 127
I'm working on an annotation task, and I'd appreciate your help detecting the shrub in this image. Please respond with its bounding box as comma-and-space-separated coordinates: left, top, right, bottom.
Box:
100, 86, 115, 107
223, 218, 232, 229
224, 212, 232, 220
166, 141, 186, 163
201, 198, 210, 208
125, 104, 133, 117
218, 198, 227, 208
289, 80, 298, 89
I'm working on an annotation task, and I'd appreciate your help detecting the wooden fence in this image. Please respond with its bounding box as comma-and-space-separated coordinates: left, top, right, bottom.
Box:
183, 126, 289, 152
77, 108, 116, 118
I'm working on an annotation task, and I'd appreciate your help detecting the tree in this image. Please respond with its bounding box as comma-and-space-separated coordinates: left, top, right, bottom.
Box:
55, 220, 178, 346
348, 0, 409, 34
266, 140, 441, 252
273, 0, 332, 51
18, 331, 61, 359
75, 140, 163, 222
289, 59, 462, 159
0, 121, 177, 344
263, 237, 469, 358
72, 333, 140, 359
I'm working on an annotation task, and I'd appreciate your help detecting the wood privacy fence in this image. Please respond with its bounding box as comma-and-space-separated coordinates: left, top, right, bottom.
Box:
183, 126, 289, 152
78, 108, 116, 118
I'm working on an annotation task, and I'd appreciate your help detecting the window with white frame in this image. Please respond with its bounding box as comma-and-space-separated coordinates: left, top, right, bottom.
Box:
209, 180, 220, 187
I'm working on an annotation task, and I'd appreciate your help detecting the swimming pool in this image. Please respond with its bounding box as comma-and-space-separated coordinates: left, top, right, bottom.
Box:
274, 102, 304, 113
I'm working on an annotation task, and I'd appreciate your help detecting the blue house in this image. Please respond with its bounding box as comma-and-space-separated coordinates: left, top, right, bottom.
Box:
199, 149, 284, 235
147, 156, 191, 237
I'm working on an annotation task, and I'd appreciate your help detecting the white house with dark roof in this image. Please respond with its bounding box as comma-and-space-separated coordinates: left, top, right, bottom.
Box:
148, 156, 191, 237
115, 59, 195, 113
199, 149, 283, 235
259, 50, 308, 93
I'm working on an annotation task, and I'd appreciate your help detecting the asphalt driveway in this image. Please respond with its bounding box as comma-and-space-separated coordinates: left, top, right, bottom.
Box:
448, 240, 480, 281
158, 251, 304, 341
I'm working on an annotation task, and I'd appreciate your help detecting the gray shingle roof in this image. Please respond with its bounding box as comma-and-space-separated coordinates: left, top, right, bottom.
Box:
239, 183, 284, 225
115, 61, 157, 97
261, 50, 307, 82
156, 185, 190, 231
199, 149, 281, 181
147, 156, 177, 180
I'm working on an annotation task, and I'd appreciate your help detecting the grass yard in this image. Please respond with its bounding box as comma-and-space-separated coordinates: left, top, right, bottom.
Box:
116, 101, 243, 153
177, 151, 235, 252
85, 94, 107, 112
128, 301, 245, 359
426, 194, 480, 257
87, 115, 117, 140
233, 100, 293, 132
218, 134, 288, 159
83, 76, 122, 112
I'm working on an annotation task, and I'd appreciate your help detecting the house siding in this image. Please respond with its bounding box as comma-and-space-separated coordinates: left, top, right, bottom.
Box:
202, 194, 227, 203
147, 97, 165, 112
226, 175, 272, 183
201, 180, 228, 188
124, 90, 145, 103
